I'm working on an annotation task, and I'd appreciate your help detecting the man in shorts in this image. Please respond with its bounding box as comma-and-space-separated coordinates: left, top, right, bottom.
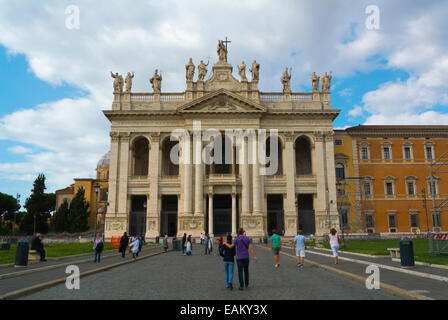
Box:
294, 230, 307, 268
270, 229, 282, 268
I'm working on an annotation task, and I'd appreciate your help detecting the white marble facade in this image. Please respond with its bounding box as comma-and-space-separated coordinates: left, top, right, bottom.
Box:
104, 45, 340, 240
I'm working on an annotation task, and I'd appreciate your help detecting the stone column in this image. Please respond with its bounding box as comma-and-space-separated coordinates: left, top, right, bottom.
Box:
105, 131, 120, 239
314, 131, 329, 239
194, 131, 203, 215
117, 132, 130, 218
182, 134, 193, 215
252, 136, 262, 215
324, 131, 339, 229
284, 132, 297, 237
232, 191, 237, 235
146, 133, 160, 239
208, 192, 214, 236
240, 137, 250, 215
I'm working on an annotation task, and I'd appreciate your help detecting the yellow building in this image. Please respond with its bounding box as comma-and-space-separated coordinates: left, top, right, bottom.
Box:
334, 130, 360, 233
55, 152, 110, 230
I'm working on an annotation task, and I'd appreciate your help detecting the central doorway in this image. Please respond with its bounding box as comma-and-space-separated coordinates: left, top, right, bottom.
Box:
213, 194, 232, 236
297, 194, 315, 235
267, 194, 284, 236
160, 195, 178, 237
129, 195, 146, 237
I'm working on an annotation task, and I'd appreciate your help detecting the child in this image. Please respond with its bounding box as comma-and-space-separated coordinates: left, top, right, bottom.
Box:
129, 237, 140, 259
185, 235, 192, 256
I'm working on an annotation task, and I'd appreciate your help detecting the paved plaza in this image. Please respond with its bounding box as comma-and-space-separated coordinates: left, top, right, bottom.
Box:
20, 244, 397, 300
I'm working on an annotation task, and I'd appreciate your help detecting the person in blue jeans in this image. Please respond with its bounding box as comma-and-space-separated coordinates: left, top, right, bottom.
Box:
221, 234, 236, 290
227, 228, 257, 290
93, 233, 104, 263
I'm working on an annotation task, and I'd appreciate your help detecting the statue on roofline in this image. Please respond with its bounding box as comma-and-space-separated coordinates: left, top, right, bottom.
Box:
281, 67, 291, 93
217, 40, 227, 62
250, 60, 260, 82
125, 72, 134, 93
311, 72, 319, 92
150, 69, 162, 93
185, 58, 195, 81
238, 61, 247, 81
197, 60, 209, 81
110, 71, 124, 93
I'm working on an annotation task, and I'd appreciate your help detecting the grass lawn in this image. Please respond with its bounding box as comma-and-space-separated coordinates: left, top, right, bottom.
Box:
0, 242, 116, 266
320, 239, 448, 266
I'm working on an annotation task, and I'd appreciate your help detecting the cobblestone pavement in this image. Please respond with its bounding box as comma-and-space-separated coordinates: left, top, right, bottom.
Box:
22, 244, 397, 300
0, 245, 162, 296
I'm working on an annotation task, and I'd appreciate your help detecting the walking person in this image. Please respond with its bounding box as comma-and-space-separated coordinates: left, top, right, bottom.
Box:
182, 233, 187, 255
294, 229, 307, 268
200, 233, 204, 245
228, 228, 257, 290
163, 233, 169, 252
93, 233, 104, 263
221, 234, 236, 290
218, 235, 224, 256
185, 235, 192, 256
270, 229, 282, 268
119, 232, 129, 258
136, 234, 144, 257
129, 237, 140, 259
329, 228, 340, 265
204, 233, 212, 255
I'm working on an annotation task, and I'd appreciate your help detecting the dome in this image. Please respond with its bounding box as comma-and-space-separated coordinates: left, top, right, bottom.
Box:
97, 151, 110, 167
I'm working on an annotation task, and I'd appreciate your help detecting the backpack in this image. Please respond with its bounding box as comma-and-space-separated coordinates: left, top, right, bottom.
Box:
96, 241, 104, 252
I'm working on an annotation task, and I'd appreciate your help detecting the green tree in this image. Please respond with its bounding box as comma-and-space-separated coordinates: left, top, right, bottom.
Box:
52, 199, 70, 232
0, 192, 21, 221
68, 187, 90, 233
20, 174, 55, 235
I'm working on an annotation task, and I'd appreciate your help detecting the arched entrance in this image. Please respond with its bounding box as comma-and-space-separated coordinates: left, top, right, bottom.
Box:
129, 195, 146, 237
297, 194, 315, 235
160, 195, 178, 237
267, 194, 284, 235
212, 194, 232, 236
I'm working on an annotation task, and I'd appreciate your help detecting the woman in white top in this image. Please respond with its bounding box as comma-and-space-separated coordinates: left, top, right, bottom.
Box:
329, 228, 340, 264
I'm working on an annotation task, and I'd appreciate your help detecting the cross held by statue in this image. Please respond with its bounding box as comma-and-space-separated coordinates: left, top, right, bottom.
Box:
223, 37, 231, 52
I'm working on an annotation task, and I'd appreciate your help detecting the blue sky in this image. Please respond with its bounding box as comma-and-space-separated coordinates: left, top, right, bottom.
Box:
0, 0, 447, 205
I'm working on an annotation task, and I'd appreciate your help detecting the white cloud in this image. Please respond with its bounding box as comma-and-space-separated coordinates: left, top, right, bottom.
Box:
0, 0, 447, 198
7, 146, 32, 154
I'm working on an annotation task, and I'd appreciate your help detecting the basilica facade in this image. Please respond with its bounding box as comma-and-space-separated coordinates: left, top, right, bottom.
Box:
103, 43, 340, 240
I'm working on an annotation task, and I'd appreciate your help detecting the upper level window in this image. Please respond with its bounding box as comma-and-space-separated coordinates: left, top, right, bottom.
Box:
407, 182, 415, 195
404, 147, 411, 160
334, 139, 343, 146
361, 147, 369, 160
363, 182, 371, 196
335, 163, 345, 180
383, 147, 391, 160
386, 182, 394, 195
426, 146, 433, 160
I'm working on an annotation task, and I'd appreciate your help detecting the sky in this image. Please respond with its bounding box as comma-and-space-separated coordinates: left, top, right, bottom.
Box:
0, 0, 448, 205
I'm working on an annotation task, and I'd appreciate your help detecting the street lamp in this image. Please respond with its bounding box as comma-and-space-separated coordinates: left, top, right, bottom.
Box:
93, 184, 100, 240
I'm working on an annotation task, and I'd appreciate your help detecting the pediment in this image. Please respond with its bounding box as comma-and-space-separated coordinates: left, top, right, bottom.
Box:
177, 89, 267, 114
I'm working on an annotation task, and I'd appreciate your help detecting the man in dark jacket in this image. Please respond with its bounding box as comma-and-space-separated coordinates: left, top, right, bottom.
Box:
31, 233, 46, 261
119, 232, 129, 258
221, 235, 236, 290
